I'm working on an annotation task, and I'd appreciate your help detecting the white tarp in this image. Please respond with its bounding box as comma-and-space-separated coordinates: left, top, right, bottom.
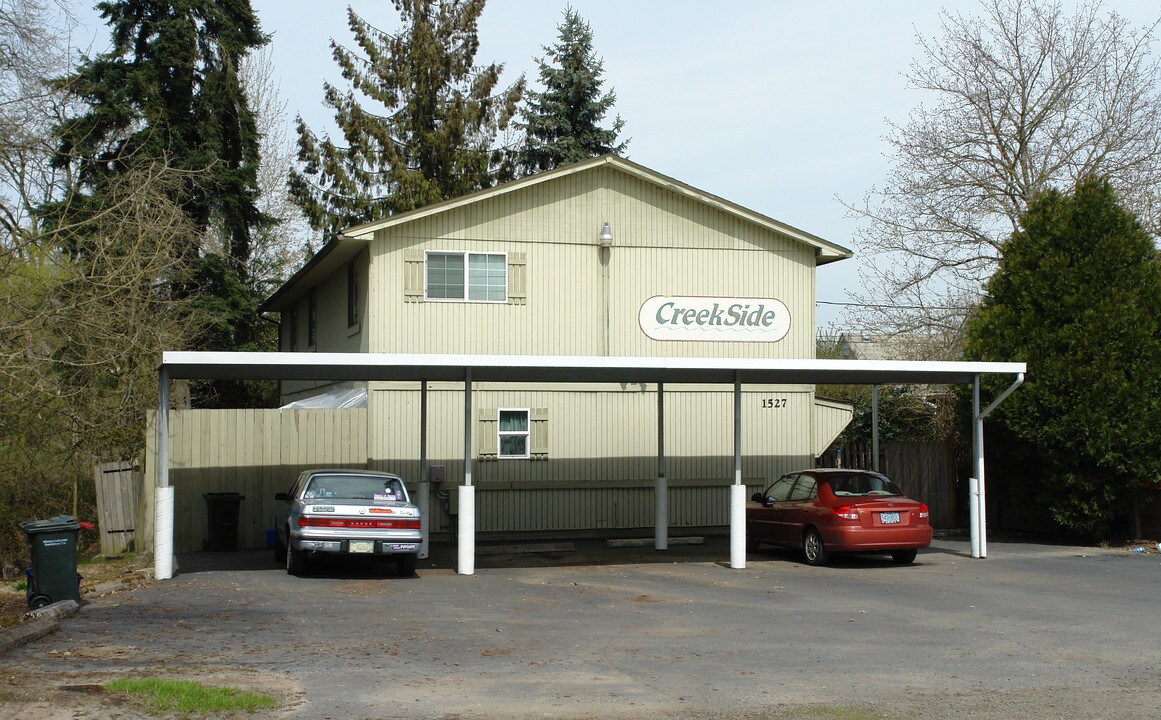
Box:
280, 385, 367, 409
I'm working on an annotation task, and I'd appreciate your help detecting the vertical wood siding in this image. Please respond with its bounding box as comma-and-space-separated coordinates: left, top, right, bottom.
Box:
145, 409, 368, 554
143, 385, 824, 552
369, 166, 816, 358
363, 384, 813, 534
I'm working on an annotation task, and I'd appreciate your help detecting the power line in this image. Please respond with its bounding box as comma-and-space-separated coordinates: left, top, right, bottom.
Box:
815, 299, 976, 311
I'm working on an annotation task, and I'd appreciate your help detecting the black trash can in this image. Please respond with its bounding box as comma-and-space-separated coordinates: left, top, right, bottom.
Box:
19, 515, 82, 609
203, 492, 245, 551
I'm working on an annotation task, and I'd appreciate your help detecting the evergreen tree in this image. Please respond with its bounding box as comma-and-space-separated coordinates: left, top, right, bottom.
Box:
49, 0, 275, 407
517, 6, 626, 174
53, 0, 269, 266
964, 177, 1161, 538
289, 0, 524, 240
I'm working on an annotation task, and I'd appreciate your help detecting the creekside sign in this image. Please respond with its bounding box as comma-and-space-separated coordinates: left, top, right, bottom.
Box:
638, 296, 792, 343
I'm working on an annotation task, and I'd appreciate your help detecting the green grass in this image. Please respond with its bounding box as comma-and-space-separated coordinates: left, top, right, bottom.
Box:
104, 678, 278, 714
782, 705, 890, 720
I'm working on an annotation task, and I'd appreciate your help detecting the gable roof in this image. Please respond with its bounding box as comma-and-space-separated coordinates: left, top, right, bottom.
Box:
261, 155, 852, 313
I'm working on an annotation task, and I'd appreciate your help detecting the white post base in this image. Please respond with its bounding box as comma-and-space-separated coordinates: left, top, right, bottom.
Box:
457, 486, 475, 575
655, 477, 668, 550
729, 484, 747, 569
154, 486, 175, 580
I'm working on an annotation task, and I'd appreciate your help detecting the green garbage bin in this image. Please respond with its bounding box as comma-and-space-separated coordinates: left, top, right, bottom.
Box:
19, 515, 82, 609
203, 492, 245, 551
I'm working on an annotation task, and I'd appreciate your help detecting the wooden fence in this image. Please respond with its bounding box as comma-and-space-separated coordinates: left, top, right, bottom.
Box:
93, 460, 142, 556
839, 441, 955, 528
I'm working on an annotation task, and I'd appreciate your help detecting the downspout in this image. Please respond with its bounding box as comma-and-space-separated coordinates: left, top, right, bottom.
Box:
418, 380, 429, 560
871, 384, 880, 473
655, 382, 668, 550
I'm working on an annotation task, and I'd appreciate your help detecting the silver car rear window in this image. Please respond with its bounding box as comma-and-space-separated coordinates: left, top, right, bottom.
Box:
304, 475, 406, 501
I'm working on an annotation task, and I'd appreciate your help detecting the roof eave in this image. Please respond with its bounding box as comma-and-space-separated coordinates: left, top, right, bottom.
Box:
258, 234, 370, 313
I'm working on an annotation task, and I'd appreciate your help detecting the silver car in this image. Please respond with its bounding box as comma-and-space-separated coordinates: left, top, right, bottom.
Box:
274, 469, 422, 576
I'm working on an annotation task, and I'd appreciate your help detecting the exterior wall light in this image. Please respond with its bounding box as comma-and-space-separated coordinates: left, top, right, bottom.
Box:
599, 221, 613, 247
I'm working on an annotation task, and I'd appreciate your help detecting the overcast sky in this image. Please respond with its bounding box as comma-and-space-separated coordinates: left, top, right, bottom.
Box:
71, 1, 1161, 332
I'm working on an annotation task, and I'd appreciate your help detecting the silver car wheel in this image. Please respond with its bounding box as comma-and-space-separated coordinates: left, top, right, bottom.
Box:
803, 528, 829, 566
286, 534, 304, 576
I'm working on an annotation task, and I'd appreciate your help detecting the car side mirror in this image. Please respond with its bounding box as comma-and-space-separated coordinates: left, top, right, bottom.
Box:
275, 492, 290, 501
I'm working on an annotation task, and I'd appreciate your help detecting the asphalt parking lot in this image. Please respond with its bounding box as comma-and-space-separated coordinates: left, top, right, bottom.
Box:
2, 536, 1160, 719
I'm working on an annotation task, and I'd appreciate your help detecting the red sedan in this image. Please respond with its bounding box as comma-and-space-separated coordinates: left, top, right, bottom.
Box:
746, 469, 932, 566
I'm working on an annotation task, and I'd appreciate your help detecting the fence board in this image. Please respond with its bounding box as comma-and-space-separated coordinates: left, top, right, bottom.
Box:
93, 461, 141, 555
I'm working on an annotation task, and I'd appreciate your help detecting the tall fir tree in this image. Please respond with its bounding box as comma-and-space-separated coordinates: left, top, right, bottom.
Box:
289, 0, 524, 241
963, 177, 1161, 538
49, 0, 275, 407
517, 6, 626, 175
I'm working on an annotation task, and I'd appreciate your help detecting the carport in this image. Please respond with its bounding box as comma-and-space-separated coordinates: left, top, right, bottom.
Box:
153, 352, 1025, 579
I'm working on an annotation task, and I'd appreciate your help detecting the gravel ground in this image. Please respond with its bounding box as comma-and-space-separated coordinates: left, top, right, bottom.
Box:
1, 538, 1159, 719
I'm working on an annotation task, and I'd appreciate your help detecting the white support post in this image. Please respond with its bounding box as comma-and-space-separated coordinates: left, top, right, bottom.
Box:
973, 372, 1022, 559
656, 382, 668, 550
971, 375, 985, 559
458, 370, 475, 575
730, 377, 746, 569
155, 367, 174, 580
418, 380, 429, 560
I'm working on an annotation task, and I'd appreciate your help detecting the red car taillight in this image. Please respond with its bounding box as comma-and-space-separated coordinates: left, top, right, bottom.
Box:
918, 504, 929, 520
298, 517, 420, 530
832, 505, 860, 521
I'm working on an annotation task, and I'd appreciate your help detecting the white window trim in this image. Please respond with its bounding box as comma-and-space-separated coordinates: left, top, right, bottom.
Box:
424, 250, 508, 303
497, 407, 530, 460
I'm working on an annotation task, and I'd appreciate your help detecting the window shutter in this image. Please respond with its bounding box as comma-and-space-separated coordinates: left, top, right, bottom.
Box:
477, 407, 497, 461
530, 407, 548, 460
404, 250, 425, 303
508, 252, 526, 305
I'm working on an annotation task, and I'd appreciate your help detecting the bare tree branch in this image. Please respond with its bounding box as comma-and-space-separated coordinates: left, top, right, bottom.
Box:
843, 0, 1161, 348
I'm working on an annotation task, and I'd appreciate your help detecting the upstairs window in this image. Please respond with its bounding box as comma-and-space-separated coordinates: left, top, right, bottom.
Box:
426, 251, 506, 302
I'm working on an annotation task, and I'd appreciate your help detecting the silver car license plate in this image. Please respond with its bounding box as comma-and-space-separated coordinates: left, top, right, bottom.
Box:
880, 512, 901, 524
349, 540, 374, 553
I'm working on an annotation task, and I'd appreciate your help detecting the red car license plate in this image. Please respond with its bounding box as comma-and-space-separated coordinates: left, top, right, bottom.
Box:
880, 512, 901, 524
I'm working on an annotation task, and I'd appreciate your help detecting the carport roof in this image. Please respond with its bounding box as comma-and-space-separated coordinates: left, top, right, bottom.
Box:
160, 351, 1025, 386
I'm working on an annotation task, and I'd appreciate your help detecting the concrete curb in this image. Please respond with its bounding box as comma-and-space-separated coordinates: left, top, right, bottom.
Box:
477, 542, 575, 555
0, 598, 82, 655
0, 567, 153, 656
0, 617, 59, 654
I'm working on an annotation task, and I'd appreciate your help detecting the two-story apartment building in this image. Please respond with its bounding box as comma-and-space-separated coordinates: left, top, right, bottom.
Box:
258, 155, 854, 541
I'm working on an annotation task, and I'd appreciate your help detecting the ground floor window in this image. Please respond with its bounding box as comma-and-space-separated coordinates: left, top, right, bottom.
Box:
498, 409, 530, 459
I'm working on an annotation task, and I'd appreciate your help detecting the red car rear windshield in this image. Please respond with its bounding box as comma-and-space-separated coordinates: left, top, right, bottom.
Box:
826, 474, 903, 497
